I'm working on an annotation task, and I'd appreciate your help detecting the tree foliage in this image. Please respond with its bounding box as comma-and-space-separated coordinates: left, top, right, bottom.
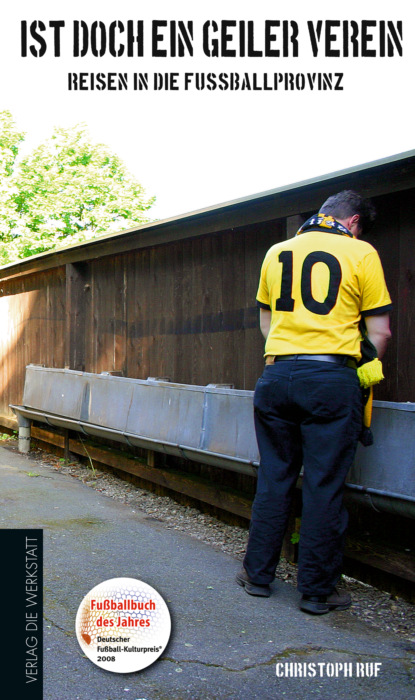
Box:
0, 112, 155, 264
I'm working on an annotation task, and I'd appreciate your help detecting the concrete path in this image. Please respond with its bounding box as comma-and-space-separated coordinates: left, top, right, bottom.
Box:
1, 444, 414, 700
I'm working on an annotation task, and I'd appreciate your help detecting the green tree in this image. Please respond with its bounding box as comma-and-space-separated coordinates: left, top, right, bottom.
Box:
0, 112, 155, 263
0, 111, 25, 257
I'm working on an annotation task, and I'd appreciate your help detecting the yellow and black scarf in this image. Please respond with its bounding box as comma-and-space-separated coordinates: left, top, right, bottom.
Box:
296, 213, 353, 238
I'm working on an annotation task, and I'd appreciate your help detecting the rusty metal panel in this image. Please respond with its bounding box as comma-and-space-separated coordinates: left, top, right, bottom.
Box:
351, 400, 415, 499
125, 380, 205, 449
80, 375, 135, 432
22, 366, 85, 419
201, 388, 258, 463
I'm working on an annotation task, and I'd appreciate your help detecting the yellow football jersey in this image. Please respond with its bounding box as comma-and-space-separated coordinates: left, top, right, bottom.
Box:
257, 230, 392, 360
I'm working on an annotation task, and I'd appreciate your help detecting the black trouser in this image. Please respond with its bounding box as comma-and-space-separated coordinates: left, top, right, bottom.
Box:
243, 359, 362, 595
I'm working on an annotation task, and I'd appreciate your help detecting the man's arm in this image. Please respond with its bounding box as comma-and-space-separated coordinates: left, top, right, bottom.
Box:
259, 308, 271, 340
365, 313, 391, 358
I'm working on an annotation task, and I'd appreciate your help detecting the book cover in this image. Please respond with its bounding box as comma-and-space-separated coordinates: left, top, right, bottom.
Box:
0, 2, 413, 699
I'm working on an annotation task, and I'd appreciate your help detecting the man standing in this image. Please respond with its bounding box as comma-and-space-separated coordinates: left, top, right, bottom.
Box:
237, 190, 392, 614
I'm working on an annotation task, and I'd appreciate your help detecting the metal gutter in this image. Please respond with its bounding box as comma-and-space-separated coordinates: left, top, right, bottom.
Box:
10, 406, 259, 477
10, 366, 415, 518
12, 402, 415, 517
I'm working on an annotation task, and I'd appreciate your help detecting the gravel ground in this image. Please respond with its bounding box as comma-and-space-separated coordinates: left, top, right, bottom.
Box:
14, 441, 415, 642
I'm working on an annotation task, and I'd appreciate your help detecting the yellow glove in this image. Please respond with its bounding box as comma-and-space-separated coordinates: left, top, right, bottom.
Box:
357, 358, 384, 389
357, 358, 383, 432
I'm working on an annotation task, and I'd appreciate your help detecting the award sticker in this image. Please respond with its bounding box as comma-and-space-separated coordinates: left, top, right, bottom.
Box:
75, 577, 171, 673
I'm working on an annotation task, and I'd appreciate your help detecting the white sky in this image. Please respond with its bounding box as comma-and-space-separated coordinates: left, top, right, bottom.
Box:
0, 1, 413, 221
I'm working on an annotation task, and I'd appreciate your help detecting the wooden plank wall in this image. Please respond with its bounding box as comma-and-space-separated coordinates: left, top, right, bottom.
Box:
367, 190, 414, 402
81, 220, 284, 388
0, 187, 414, 428
0, 267, 66, 425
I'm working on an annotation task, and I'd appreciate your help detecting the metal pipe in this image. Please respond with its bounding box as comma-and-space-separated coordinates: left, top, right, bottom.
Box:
344, 483, 415, 518
16, 413, 31, 454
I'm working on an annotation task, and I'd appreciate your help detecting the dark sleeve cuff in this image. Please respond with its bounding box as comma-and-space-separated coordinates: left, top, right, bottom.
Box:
361, 303, 393, 317
257, 300, 271, 310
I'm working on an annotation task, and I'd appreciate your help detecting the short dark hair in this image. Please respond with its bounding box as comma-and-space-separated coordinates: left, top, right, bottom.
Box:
320, 190, 376, 235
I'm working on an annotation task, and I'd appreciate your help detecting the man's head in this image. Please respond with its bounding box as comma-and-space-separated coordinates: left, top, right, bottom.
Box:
319, 190, 376, 238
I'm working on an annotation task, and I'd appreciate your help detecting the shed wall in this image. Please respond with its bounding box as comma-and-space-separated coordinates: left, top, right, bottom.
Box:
0, 184, 414, 427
